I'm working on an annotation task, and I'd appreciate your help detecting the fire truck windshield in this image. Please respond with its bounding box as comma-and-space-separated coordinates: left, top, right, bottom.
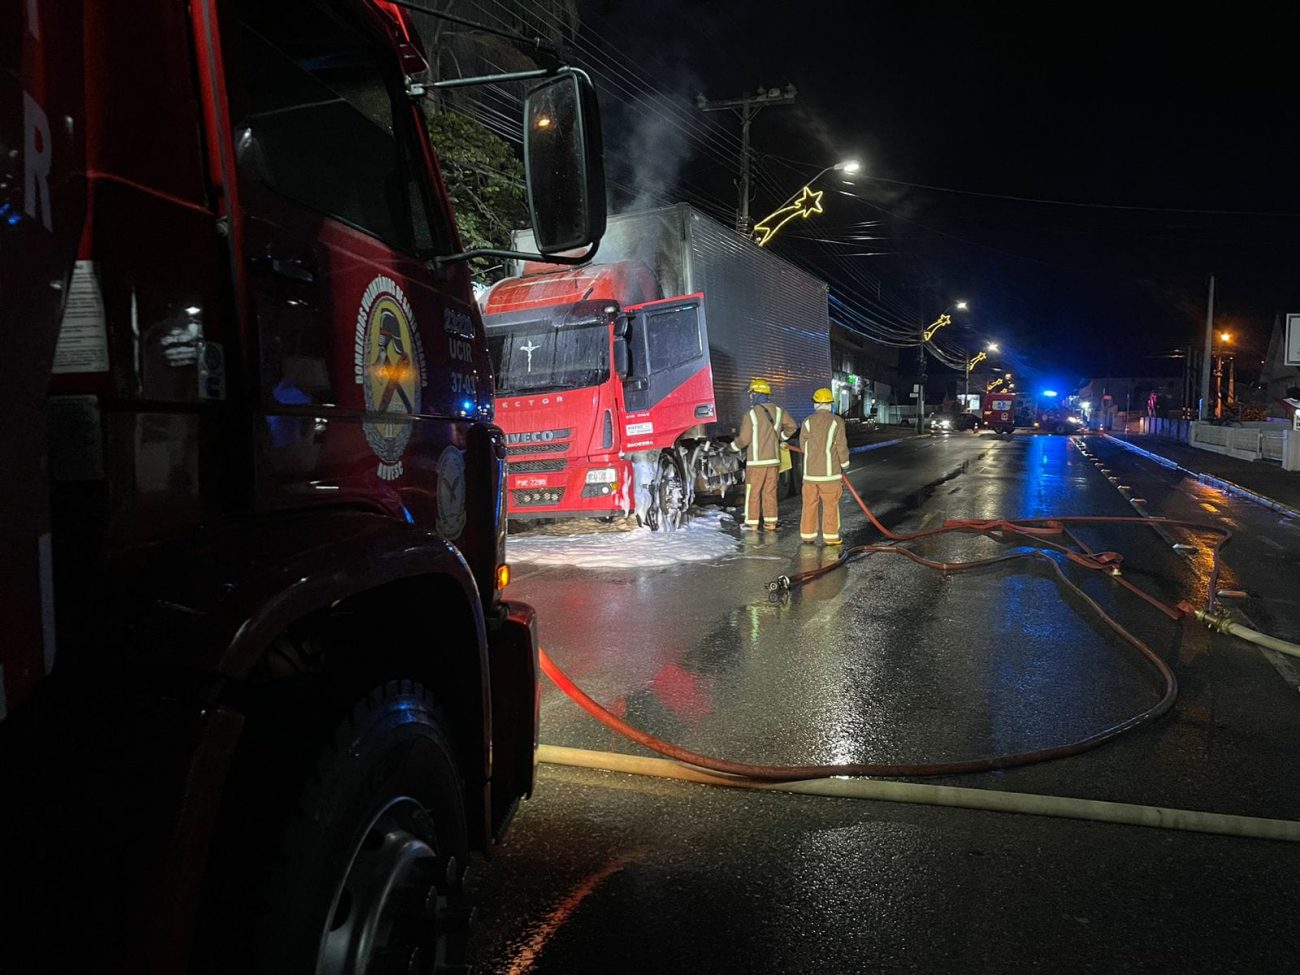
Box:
488, 321, 610, 395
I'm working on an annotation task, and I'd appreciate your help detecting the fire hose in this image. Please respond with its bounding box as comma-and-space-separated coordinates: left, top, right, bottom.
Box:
532, 442, 1300, 840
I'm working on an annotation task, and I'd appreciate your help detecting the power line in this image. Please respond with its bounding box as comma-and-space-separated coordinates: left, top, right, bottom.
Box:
440, 2, 928, 349
759, 149, 1300, 218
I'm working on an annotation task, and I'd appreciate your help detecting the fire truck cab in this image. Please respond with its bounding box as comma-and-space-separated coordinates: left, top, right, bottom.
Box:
1, 2, 604, 971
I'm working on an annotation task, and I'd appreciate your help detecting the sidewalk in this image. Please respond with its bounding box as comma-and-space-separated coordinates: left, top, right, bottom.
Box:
1106, 433, 1300, 518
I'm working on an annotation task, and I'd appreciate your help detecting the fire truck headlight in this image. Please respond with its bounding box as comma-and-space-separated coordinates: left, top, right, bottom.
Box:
585, 467, 617, 484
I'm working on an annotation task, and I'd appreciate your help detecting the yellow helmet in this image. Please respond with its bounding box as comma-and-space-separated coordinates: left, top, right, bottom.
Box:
748, 378, 772, 395
812, 387, 834, 404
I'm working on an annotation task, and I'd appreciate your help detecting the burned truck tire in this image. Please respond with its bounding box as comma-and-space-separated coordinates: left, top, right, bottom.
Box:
655, 451, 689, 532
207, 680, 471, 975
637, 450, 690, 532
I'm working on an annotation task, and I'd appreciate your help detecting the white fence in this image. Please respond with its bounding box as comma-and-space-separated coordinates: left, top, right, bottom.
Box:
1263, 434, 1285, 463
1189, 421, 1289, 464
1136, 415, 1299, 470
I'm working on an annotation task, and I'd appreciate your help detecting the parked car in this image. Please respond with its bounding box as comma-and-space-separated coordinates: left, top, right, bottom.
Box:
929, 411, 980, 434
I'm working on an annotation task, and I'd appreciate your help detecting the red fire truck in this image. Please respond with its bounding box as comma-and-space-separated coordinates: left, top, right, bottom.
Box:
482, 204, 832, 530
982, 390, 1018, 434
0, 2, 603, 971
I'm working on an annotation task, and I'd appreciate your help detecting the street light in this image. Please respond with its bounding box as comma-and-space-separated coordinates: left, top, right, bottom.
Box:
753, 159, 861, 247
916, 300, 969, 432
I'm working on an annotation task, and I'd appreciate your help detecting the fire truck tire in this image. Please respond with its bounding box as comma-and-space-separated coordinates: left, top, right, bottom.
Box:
231, 680, 471, 975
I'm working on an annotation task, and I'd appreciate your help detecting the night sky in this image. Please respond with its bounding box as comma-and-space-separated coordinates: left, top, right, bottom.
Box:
574, 1, 1300, 388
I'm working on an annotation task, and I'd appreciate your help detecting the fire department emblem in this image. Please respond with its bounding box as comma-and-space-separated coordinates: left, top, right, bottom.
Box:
355, 275, 427, 480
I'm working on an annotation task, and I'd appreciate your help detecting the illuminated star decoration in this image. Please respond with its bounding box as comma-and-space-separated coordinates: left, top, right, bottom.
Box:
922, 313, 952, 342
966, 351, 987, 373
753, 185, 825, 247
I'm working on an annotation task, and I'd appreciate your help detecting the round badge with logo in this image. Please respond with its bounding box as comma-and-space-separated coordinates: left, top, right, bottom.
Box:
354, 275, 427, 480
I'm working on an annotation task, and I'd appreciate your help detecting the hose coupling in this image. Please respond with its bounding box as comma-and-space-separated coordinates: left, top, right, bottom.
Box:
1193, 606, 1235, 634
766, 575, 791, 593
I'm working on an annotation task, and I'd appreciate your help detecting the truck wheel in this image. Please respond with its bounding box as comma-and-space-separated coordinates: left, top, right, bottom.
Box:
232, 681, 471, 975
654, 451, 689, 532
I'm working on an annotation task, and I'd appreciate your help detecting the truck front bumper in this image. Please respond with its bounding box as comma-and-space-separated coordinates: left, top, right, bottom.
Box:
507, 456, 632, 519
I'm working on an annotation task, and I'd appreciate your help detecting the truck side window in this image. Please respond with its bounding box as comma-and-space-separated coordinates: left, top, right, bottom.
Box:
229, 0, 440, 254
645, 307, 701, 372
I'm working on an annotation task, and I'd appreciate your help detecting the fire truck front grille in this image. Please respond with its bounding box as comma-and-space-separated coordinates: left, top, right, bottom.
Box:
507, 442, 570, 456
507, 459, 568, 474
512, 488, 566, 507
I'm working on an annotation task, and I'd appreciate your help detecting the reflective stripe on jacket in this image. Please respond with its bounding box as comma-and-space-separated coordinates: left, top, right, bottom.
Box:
734, 403, 797, 466
801, 411, 849, 481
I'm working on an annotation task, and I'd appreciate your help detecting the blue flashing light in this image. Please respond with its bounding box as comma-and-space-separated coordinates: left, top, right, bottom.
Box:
460, 398, 474, 414
6, 212, 21, 225
1042, 389, 1058, 397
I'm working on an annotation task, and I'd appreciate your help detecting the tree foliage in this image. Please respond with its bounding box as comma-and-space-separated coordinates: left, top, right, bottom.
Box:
410, 1, 580, 278
426, 110, 527, 275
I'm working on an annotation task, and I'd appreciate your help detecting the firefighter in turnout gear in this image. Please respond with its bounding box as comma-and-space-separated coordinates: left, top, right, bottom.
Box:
800, 387, 850, 544
731, 378, 797, 530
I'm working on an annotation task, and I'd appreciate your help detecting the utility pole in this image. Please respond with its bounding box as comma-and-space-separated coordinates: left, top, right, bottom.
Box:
697, 85, 797, 234
1199, 274, 1215, 419
916, 332, 927, 433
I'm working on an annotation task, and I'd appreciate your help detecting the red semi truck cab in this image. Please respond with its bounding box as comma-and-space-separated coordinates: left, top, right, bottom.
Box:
0, 2, 604, 971
484, 260, 714, 525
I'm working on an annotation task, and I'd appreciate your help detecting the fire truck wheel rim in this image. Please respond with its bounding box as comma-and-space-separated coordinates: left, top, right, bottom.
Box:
318, 795, 443, 975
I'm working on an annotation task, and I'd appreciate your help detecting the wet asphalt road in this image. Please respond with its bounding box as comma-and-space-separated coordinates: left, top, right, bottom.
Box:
468, 432, 1300, 974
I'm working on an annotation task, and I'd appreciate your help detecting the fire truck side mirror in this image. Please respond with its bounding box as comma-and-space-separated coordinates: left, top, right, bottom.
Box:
523, 70, 606, 255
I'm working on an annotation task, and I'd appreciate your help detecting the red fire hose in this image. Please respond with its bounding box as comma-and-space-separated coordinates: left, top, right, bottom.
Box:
537, 443, 1234, 782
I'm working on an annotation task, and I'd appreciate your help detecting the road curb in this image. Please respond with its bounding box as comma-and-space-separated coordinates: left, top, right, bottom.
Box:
849, 437, 906, 456
1104, 434, 1300, 522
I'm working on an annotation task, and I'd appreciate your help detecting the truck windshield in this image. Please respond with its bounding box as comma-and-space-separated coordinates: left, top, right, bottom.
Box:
487, 322, 610, 395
